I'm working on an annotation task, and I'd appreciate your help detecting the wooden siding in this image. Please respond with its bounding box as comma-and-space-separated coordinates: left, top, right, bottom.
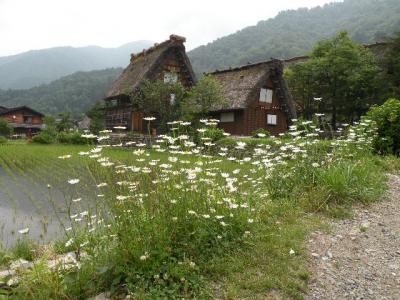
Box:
213, 110, 245, 135
2, 111, 42, 125
105, 106, 132, 130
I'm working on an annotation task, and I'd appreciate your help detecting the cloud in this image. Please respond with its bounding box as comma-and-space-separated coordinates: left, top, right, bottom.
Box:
0, 0, 340, 56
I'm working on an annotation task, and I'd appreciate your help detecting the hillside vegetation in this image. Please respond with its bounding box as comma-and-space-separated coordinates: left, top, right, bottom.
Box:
0, 68, 122, 115
188, 0, 400, 74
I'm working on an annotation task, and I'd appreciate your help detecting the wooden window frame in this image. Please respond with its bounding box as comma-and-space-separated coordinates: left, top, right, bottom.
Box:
164, 72, 178, 84
220, 112, 235, 123
267, 114, 277, 126
260, 88, 273, 103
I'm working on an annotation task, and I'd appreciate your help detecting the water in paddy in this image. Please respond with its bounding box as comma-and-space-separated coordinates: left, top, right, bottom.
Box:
0, 166, 93, 248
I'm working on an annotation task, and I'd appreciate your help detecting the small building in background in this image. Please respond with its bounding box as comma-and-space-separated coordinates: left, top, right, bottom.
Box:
0, 106, 44, 138
208, 59, 297, 136
104, 34, 197, 132
78, 116, 92, 130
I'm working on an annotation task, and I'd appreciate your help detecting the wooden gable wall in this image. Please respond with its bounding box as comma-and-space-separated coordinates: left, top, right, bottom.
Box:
244, 77, 288, 135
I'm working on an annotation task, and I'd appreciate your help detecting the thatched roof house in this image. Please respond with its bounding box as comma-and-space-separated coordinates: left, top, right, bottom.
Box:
106, 35, 196, 100
208, 59, 297, 136
104, 34, 197, 132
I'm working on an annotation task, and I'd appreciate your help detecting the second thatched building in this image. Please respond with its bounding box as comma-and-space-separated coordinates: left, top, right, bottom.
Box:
208, 59, 297, 136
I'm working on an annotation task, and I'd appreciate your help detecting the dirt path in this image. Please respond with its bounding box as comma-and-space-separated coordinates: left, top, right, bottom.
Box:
306, 174, 400, 300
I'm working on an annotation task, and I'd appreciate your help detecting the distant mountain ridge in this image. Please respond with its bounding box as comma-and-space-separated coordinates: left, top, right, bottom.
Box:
0, 68, 123, 115
187, 0, 400, 74
0, 41, 152, 89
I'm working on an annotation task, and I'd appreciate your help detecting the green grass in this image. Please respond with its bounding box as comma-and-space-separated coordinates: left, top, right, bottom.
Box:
0, 121, 397, 299
10, 240, 36, 262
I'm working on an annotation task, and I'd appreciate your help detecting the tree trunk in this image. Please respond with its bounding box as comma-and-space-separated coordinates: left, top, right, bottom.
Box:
332, 104, 337, 130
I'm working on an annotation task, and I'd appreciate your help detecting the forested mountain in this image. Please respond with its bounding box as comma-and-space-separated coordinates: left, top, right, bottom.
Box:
0, 41, 152, 89
188, 0, 400, 74
0, 68, 122, 115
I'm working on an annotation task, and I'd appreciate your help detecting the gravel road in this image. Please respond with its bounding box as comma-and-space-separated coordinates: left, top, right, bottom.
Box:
306, 174, 400, 300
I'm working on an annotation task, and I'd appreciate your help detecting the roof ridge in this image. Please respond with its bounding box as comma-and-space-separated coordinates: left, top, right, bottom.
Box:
0, 105, 44, 117
208, 59, 282, 75
130, 34, 186, 62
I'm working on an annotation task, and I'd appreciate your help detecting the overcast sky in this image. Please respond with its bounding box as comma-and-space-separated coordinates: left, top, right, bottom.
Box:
0, 0, 341, 57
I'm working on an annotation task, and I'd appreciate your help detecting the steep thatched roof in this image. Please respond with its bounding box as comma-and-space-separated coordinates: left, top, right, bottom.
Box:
364, 42, 392, 61
208, 59, 297, 120
106, 35, 196, 99
283, 55, 309, 68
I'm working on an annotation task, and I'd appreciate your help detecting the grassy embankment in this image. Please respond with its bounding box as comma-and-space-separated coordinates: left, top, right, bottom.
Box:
0, 123, 399, 299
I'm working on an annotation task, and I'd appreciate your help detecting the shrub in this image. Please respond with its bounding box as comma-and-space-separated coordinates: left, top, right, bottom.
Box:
367, 98, 400, 155
57, 132, 94, 145
201, 126, 225, 142
56, 131, 70, 144
70, 132, 93, 145
252, 128, 270, 138
0, 136, 7, 144
32, 132, 55, 144
0, 118, 13, 137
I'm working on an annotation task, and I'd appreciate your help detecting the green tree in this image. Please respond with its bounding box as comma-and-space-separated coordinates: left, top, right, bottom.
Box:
130, 79, 186, 132
286, 31, 378, 128
43, 115, 57, 136
284, 65, 316, 120
0, 118, 13, 137
183, 75, 227, 118
86, 101, 105, 134
379, 32, 400, 99
56, 112, 74, 132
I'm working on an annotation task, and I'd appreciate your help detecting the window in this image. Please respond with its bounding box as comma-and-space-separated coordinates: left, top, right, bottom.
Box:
267, 114, 277, 125
260, 88, 273, 103
220, 112, 235, 123
24, 116, 33, 124
108, 99, 118, 107
170, 93, 176, 106
164, 72, 178, 84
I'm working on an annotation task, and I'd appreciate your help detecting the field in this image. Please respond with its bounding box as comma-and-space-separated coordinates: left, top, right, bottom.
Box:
0, 121, 399, 299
